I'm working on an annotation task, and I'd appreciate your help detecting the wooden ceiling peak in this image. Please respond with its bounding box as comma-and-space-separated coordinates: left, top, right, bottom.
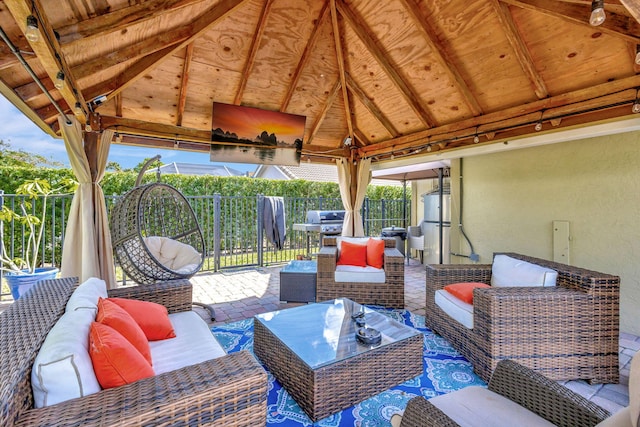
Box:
0, 0, 638, 165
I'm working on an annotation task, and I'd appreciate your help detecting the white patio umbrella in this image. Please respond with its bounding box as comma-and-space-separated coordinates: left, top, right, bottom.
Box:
337, 157, 371, 237
59, 116, 117, 288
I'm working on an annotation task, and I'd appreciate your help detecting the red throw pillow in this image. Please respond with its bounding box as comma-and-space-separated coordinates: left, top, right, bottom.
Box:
108, 298, 176, 341
96, 297, 152, 365
366, 238, 385, 269
337, 240, 368, 267
444, 282, 491, 304
89, 322, 154, 389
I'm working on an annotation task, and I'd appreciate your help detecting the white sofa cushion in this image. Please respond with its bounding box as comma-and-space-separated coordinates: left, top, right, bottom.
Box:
429, 386, 555, 427
435, 289, 474, 329
65, 277, 107, 313
150, 311, 226, 375
32, 308, 101, 408
335, 265, 386, 283
491, 255, 558, 287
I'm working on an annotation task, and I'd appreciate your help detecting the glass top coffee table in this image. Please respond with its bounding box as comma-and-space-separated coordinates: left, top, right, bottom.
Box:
253, 298, 422, 422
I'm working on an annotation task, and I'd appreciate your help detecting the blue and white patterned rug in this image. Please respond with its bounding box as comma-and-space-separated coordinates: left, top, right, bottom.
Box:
211, 308, 485, 426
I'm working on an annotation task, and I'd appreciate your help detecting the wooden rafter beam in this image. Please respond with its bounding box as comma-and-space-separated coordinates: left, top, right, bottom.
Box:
336, 0, 435, 128
234, 0, 274, 105
280, 0, 329, 111
84, 0, 247, 107
72, 31, 188, 79
500, 0, 640, 43
56, 0, 206, 45
330, 0, 354, 141
307, 78, 341, 145
491, 0, 549, 99
621, 0, 640, 24
5, 0, 89, 122
398, 0, 484, 116
358, 74, 640, 157
344, 72, 398, 138
176, 43, 194, 127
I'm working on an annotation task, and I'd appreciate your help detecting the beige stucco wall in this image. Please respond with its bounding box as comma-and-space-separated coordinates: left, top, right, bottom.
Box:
443, 130, 640, 335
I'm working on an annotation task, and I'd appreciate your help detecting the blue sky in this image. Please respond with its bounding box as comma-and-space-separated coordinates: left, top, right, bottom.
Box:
0, 96, 256, 174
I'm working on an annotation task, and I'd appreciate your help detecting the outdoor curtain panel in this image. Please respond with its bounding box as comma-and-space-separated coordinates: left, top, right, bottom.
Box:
337, 158, 371, 237
59, 116, 117, 289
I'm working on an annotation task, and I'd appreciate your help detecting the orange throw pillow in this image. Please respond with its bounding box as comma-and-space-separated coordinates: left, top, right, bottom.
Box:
96, 297, 152, 365
337, 240, 367, 267
444, 282, 491, 304
366, 238, 385, 269
108, 298, 176, 341
89, 322, 154, 389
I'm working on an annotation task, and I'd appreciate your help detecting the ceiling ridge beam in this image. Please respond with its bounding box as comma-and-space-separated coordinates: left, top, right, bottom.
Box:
176, 43, 194, 127
336, 0, 435, 128
345, 71, 399, 138
330, 0, 354, 141
85, 0, 248, 106
491, 0, 549, 99
399, 0, 484, 116
359, 74, 640, 156
500, 0, 640, 43
280, 0, 330, 111
307, 78, 341, 145
234, 0, 274, 105
56, 0, 207, 46
5, 0, 88, 122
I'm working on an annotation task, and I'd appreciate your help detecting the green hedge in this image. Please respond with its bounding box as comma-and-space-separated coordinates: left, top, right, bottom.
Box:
0, 166, 406, 199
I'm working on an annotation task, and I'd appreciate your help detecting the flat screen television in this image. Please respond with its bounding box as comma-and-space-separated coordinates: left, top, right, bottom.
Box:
210, 102, 306, 165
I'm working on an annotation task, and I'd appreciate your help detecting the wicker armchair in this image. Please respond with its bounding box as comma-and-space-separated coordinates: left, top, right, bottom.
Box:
0, 277, 268, 427
317, 237, 404, 308
425, 253, 620, 383
395, 359, 612, 427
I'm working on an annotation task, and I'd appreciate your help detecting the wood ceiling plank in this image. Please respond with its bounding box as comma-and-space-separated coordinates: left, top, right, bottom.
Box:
330, 0, 354, 140
176, 43, 194, 126
85, 0, 248, 107
307, 78, 341, 145
345, 71, 398, 137
491, 0, 549, 99
234, 0, 274, 105
336, 0, 434, 127
280, 1, 329, 111
5, 0, 88, 122
620, 0, 640, 24
57, 0, 207, 45
501, 0, 640, 43
398, 0, 483, 116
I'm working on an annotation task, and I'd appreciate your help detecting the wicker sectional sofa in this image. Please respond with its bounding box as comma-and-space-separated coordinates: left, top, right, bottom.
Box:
0, 277, 267, 427
425, 253, 620, 383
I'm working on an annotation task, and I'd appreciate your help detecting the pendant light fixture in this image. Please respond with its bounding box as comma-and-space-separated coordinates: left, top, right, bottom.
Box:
54, 71, 65, 89
635, 45, 640, 66
589, 0, 605, 26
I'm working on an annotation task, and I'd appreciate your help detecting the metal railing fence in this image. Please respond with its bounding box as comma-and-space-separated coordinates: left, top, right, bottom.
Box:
1, 193, 408, 296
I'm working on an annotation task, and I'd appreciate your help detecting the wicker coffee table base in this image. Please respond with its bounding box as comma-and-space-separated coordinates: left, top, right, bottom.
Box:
254, 319, 423, 422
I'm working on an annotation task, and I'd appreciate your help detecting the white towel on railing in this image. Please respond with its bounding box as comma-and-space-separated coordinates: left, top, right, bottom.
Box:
263, 197, 286, 250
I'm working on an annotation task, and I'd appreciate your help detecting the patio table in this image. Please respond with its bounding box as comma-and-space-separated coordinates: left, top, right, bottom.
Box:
253, 298, 422, 422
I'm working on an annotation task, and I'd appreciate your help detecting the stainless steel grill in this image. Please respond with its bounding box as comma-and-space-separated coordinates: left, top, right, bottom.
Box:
304, 210, 345, 235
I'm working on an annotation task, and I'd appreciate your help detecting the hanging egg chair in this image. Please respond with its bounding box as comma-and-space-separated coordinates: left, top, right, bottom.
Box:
110, 156, 205, 285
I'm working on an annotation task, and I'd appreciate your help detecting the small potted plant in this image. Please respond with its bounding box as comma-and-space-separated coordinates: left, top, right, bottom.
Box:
0, 178, 76, 299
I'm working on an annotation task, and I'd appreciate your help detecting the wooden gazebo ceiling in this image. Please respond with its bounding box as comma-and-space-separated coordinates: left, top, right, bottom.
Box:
0, 0, 639, 165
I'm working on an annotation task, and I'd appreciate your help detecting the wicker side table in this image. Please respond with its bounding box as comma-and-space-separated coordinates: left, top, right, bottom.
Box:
279, 260, 317, 303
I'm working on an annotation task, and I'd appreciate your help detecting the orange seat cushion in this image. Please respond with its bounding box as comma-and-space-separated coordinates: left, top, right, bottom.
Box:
96, 297, 152, 365
108, 298, 176, 341
366, 238, 385, 269
444, 282, 491, 304
337, 240, 368, 267
89, 322, 154, 389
